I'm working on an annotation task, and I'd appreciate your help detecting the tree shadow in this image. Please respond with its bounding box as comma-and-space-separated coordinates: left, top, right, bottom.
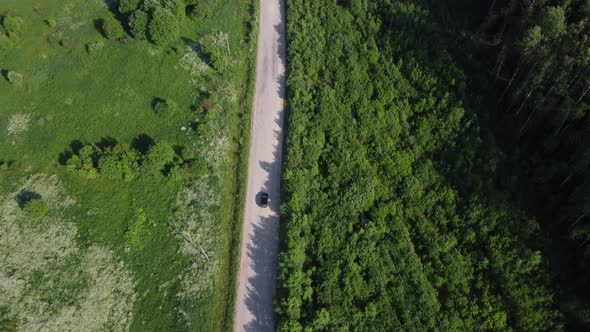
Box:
243, 216, 280, 332
58, 140, 84, 165
92, 18, 104, 37
1, 69, 9, 82
131, 134, 155, 155
180, 37, 215, 68
95, 136, 118, 150
16, 190, 42, 208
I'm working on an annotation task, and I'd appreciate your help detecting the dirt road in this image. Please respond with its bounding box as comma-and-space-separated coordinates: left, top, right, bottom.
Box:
233, 0, 286, 330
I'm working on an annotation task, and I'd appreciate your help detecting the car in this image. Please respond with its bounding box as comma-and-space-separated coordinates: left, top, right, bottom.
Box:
259, 192, 269, 207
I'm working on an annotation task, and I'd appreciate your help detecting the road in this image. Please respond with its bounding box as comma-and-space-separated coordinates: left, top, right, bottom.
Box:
233, 0, 286, 330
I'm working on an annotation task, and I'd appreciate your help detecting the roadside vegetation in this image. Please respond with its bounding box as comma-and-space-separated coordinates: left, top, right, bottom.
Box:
277, 0, 573, 330
0, 0, 256, 330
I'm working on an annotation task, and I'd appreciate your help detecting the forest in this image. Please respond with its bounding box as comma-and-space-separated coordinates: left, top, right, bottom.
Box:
276, 0, 589, 330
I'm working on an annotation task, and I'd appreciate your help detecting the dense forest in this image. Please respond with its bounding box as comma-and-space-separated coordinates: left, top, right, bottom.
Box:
276, 0, 589, 330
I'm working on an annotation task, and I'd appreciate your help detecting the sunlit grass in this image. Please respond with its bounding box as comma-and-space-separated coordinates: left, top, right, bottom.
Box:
0, 0, 255, 330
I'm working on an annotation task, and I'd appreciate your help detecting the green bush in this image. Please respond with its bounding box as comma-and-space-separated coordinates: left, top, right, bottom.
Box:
202, 42, 229, 72
0, 13, 24, 48
0, 34, 11, 49
119, 0, 142, 14
143, 0, 185, 19
148, 8, 179, 46
98, 145, 139, 181
100, 15, 125, 39
129, 10, 149, 39
162, 0, 186, 19
86, 41, 104, 54
153, 98, 177, 115
23, 200, 49, 222
6, 71, 23, 86
65, 140, 186, 180
45, 18, 57, 28
144, 141, 176, 173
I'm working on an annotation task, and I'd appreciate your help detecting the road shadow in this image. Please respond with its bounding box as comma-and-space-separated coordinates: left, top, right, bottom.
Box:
274, 0, 287, 100
239, 0, 287, 330
243, 215, 280, 332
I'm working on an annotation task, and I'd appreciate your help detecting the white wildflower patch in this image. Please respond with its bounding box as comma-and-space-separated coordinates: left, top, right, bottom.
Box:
220, 81, 237, 104
203, 31, 231, 55
180, 46, 211, 84
7, 113, 31, 136
203, 130, 230, 171
174, 176, 220, 297
0, 174, 136, 331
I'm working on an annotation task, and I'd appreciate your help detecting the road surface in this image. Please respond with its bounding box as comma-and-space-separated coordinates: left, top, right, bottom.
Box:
233, 0, 286, 330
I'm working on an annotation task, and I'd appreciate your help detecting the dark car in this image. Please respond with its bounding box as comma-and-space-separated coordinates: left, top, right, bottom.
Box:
259, 192, 269, 207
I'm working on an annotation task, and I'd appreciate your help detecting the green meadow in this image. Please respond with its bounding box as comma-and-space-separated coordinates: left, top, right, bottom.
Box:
0, 0, 255, 331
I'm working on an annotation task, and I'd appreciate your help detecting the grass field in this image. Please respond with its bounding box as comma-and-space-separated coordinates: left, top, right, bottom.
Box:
0, 0, 256, 331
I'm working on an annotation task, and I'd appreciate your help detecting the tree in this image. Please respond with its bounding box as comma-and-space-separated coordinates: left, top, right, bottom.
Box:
148, 8, 180, 46
144, 141, 176, 173
119, 0, 142, 14
539, 6, 567, 41
520, 25, 543, 59
129, 10, 149, 39
0, 13, 24, 48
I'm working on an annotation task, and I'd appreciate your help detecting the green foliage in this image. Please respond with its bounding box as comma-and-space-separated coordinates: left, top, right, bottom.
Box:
0, 0, 257, 329
276, 0, 564, 330
6, 71, 23, 86
119, 0, 142, 14
66, 145, 99, 179
98, 144, 140, 181
148, 7, 180, 46
100, 15, 125, 39
520, 25, 543, 59
201, 32, 231, 71
129, 9, 149, 39
23, 199, 49, 222
65, 140, 185, 180
538, 6, 567, 41
153, 98, 178, 115
0, 13, 24, 48
144, 141, 176, 172
125, 208, 154, 250
85, 41, 104, 54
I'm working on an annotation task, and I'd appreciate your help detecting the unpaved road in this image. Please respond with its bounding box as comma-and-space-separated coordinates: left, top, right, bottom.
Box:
233, 0, 286, 330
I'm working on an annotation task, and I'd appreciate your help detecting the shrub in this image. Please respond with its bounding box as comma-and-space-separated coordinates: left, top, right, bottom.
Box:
7, 71, 23, 86
129, 10, 149, 39
119, 0, 142, 14
45, 18, 57, 28
162, 0, 186, 20
1, 14, 24, 41
86, 41, 104, 54
153, 98, 178, 115
23, 200, 49, 222
66, 145, 99, 179
100, 15, 125, 39
0, 13, 23, 49
143, 0, 185, 19
0, 34, 11, 49
98, 145, 140, 181
201, 32, 231, 71
64, 140, 187, 180
144, 141, 176, 173
148, 8, 179, 46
